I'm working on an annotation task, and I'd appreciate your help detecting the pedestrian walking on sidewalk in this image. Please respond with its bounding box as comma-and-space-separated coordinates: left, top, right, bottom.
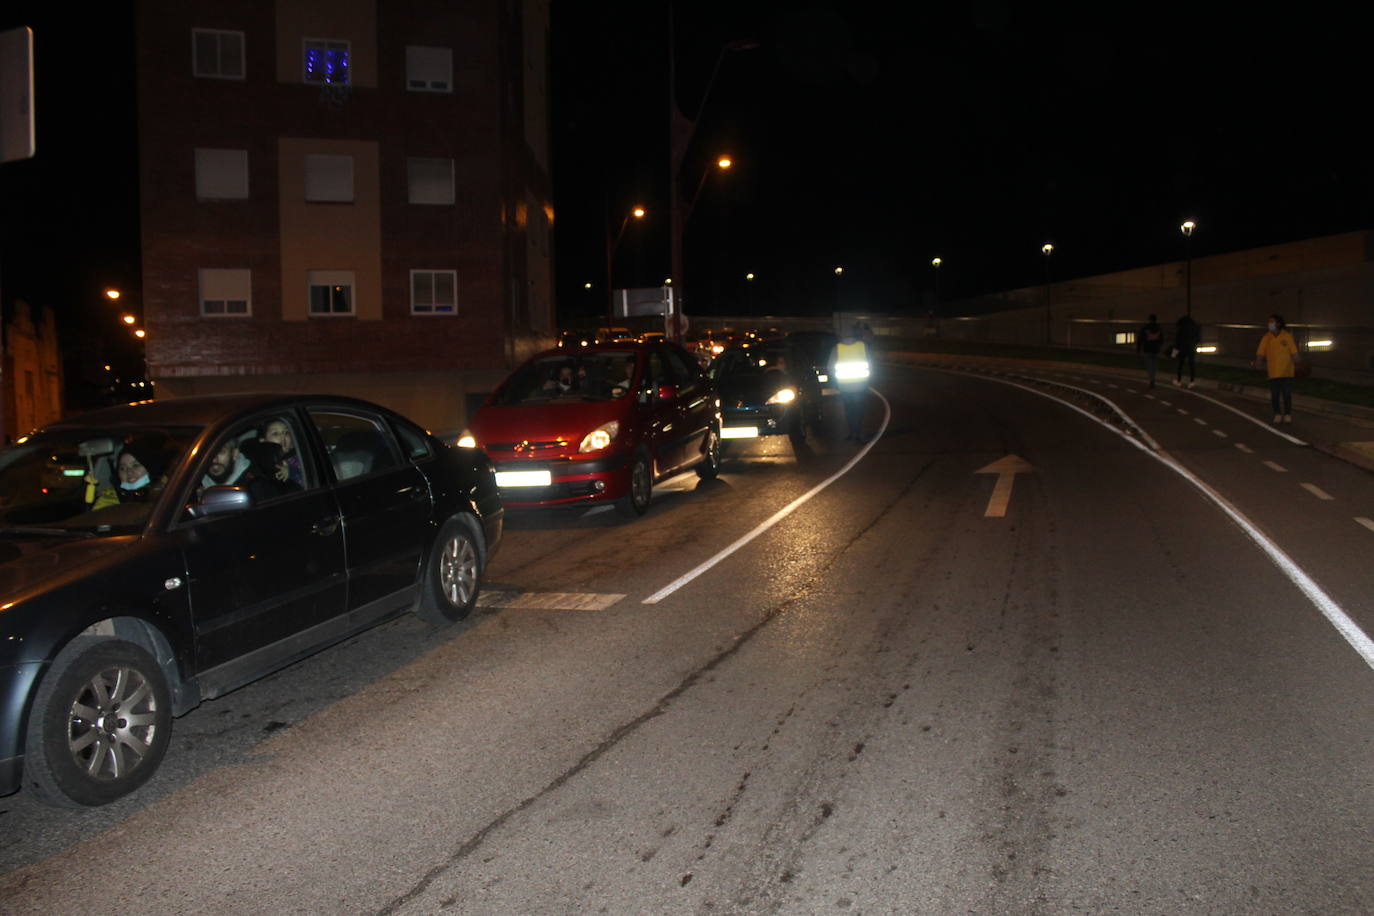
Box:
1137, 314, 1163, 388
1254, 313, 1301, 423
1172, 313, 1200, 388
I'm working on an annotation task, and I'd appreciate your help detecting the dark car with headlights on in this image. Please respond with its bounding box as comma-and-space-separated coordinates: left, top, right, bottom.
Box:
710, 341, 819, 443
0, 394, 502, 807
462, 341, 720, 517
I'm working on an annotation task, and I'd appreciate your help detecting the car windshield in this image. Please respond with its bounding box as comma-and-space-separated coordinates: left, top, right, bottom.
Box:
712, 346, 789, 379
0, 426, 201, 533
492, 352, 640, 405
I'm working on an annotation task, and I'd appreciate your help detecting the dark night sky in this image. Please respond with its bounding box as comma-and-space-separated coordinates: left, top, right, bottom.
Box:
552, 1, 1374, 322
2, 2, 1370, 376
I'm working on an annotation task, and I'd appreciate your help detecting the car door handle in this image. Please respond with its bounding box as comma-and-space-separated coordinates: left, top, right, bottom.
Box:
312, 515, 340, 536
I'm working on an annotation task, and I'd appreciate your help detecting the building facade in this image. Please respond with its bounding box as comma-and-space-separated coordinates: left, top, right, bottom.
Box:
136, 0, 553, 435
1, 300, 64, 442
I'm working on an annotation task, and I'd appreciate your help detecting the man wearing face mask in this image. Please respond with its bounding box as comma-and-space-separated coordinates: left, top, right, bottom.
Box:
1254, 313, 1301, 424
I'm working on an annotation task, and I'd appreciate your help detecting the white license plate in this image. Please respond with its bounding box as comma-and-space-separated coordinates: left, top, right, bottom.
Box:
720, 427, 759, 439
495, 470, 553, 487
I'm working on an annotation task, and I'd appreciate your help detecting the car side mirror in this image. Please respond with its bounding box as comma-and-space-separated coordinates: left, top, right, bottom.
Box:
187, 485, 253, 518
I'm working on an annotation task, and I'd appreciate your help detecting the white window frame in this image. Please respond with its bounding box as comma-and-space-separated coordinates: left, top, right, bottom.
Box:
199, 268, 252, 317
304, 154, 354, 203
410, 270, 457, 315
192, 28, 245, 80
194, 148, 249, 200
405, 46, 452, 93
406, 157, 454, 205
308, 270, 356, 317
302, 37, 351, 85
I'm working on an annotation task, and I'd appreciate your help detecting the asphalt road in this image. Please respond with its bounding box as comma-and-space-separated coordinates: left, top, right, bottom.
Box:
2, 364, 1371, 915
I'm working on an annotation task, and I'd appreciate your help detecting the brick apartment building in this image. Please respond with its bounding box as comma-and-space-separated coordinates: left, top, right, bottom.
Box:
135, 0, 553, 435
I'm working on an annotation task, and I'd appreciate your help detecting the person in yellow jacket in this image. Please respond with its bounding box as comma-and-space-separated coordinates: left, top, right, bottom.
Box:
1254, 313, 1301, 424
828, 324, 871, 441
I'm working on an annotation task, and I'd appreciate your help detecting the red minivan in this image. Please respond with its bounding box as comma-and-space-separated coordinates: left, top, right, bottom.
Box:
462, 341, 721, 516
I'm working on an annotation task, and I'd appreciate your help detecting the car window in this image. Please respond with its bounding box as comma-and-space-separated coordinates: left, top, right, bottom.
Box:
491, 350, 640, 405
184, 414, 312, 518
308, 411, 401, 482
392, 418, 434, 461
662, 347, 700, 393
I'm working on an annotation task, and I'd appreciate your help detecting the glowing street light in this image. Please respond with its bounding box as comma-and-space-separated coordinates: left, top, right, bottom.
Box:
1180, 219, 1197, 317
605, 204, 648, 324
134, 329, 146, 339
122, 314, 136, 325
104, 288, 121, 301
1042, 243, 1055, 344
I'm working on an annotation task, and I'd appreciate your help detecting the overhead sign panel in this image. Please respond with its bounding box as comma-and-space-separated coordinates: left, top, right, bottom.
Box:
0, 27, 36, 163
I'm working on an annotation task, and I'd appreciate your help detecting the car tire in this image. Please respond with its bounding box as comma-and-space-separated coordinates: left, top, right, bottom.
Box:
417, 514, 484, 624
25, 636, 172, 807
787, 407, 805, 443
695, 427, 721, 479
616, 449, 653, 517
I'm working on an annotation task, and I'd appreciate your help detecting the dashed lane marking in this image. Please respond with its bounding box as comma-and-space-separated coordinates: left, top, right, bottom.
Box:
1263, 461, 1288, 473
1194, 417, 1208, 425
1301, 483, 1335, 501
1356, 517, 1374, 533
1235, 443, 1253, 453
1212, 429, 1228, 438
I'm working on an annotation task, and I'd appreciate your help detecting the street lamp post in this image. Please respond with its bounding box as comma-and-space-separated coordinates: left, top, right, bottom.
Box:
1180, 220, 1196, 317
1041, 243, 1054, 345
931, 257, 942, 310
833, 266, 844, 313
668, 6, 758, 342
605, 206, 646, 327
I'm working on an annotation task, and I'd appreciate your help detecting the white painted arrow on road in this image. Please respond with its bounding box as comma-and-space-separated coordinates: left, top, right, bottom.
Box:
975, 454, 1036, 517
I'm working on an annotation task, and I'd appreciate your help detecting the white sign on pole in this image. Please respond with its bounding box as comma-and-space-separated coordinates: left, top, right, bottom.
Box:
0, 27, 36, 164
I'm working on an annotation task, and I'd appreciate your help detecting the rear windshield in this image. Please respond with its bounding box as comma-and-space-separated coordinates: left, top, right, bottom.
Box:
492, 352, 639, 405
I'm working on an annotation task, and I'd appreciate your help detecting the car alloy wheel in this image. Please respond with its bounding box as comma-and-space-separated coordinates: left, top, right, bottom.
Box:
696, 427, 721, 479
26, 637, 172, 807
617, 450, 653, 517
417, 515, 484, 624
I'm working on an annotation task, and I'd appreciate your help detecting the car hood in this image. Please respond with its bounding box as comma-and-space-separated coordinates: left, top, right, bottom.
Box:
472, 401, 630, 450
0, 535, 135, 601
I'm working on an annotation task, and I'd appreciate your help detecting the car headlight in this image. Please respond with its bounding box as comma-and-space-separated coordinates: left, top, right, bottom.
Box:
578, 420, 620, 453
766, 387, 797, 405
456, 431, 478, 448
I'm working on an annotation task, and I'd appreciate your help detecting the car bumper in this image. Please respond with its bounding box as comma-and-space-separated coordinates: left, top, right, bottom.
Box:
489, 453, 632, 508
0, 662, 44, 797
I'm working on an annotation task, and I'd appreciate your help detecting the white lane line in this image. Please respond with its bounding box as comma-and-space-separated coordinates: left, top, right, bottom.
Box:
1107, 383, 1119, 389
935, 368, 1374, 672
1160, 400, 1172, 407
1212, 429, 1228, 438
1178, 388, 1307, 446
1235, 443, 1253, 453
1356, 517, 1374, 533
1193, 417, 1208, 426
1301, 483, 1335, 501
642, 390, 893, 605
1144, 394, 1156, 400
1177, 408, 1190, 415
1263, 461, 1288, 473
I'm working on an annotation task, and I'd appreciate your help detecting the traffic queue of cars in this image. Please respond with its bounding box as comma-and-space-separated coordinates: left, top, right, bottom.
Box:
0, 329, 842, 808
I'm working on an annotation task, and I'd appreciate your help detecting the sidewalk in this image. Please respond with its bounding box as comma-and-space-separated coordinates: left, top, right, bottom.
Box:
885, 350, 1374, 475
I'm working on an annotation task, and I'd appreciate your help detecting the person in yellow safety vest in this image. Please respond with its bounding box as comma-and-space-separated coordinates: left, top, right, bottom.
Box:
829, 324, 871, 441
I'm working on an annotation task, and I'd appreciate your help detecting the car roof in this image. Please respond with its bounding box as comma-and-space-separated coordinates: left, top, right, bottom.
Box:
39, 393, 397, 431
